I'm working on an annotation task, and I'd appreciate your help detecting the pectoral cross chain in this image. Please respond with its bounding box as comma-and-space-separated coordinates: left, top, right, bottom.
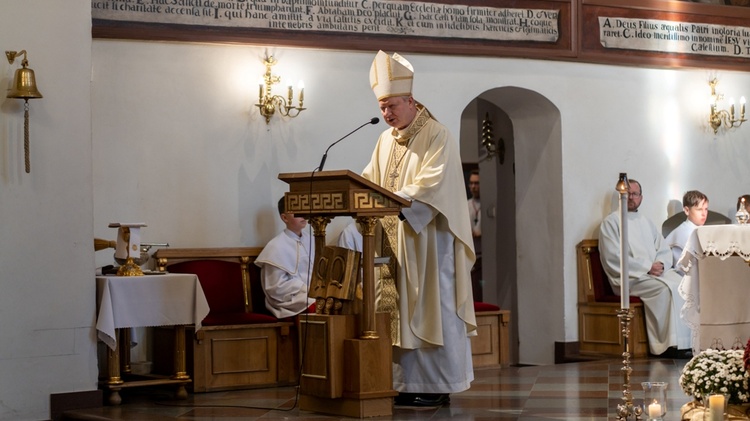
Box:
388, 170, 399, 188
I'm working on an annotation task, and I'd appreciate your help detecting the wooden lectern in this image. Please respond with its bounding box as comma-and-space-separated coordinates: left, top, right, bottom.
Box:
279, 170, 410, 418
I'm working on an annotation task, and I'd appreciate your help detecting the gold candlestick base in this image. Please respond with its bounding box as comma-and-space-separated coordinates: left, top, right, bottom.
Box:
616, 308, 642, 421
117, 257, 144, 276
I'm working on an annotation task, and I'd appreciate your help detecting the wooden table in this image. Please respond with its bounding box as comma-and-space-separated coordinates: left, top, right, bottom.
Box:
96, 273, 210, 404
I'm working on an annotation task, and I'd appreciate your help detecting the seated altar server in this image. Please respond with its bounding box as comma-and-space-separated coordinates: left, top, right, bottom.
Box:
665, 190, 708, 275
255, 197, 315, 318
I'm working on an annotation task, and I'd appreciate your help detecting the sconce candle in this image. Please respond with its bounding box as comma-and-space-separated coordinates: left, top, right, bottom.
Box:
741, 96, 746, 119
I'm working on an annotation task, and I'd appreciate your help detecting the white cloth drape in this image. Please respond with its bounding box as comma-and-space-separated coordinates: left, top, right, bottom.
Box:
678, 225, 750, 353
96, 273, 210, 351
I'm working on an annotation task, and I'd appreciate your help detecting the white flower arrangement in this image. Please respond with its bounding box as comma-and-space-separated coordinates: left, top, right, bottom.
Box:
679, 348, 750, 405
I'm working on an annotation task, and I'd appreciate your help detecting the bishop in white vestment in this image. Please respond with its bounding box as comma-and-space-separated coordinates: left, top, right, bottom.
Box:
363, 51, 476, 404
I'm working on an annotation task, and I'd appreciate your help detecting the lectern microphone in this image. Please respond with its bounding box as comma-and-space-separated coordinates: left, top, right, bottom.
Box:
317, 117, 380, 172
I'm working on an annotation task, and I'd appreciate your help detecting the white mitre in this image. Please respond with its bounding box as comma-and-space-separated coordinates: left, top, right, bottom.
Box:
369, 50, 414, 101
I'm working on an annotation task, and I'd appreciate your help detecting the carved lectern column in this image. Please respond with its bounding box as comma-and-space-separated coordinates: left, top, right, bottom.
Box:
357, 216, 379, 339
309, 216, 332, 260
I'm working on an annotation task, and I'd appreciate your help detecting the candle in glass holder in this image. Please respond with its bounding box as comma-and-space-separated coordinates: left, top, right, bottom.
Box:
648, 401, 662, 418
708, 394, 725, 421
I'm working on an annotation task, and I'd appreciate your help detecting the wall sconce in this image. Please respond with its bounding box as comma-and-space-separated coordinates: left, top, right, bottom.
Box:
709, 78, 745, 134
255, 55, 305, 124
6, 50, 43, 173
481, 113, 505, 164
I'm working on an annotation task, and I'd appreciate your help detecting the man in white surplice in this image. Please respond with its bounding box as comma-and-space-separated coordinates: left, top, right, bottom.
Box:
255, 197, 316, 319
362, 50, 476, 407
599, 179, 691, 356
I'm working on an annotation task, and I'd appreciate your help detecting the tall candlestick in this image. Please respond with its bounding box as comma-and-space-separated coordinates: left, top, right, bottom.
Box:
298, 80, 305, 106
730, 98, 735, 119
287, 85, 293, 105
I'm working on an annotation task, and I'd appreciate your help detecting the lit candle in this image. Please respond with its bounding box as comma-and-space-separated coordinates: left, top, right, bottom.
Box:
708, 394, 725, 421
741, 96, 746, 119
648, 401, 662, 419
618, 174, 629, 310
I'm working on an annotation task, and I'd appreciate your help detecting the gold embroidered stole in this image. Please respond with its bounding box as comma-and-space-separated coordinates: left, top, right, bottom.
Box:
378, 105, 431, 344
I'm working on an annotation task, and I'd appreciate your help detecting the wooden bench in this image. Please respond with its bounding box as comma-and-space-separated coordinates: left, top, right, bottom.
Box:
577, 239, 649, 358
152, 247, 298, 392
471, 302, 511, 369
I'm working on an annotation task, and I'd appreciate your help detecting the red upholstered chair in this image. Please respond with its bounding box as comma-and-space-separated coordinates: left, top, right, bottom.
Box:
577, 239, 648, 357
167, 259, 277, 326
585, 246, 643, 306
471, 301, 510, 368
152, 248, 297, 392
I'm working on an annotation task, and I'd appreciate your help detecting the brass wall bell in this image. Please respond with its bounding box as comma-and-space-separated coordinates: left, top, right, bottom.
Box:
6, 50, 42, 173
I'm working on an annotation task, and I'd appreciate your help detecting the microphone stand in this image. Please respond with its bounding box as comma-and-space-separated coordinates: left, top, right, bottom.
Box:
317, 117, 379, 172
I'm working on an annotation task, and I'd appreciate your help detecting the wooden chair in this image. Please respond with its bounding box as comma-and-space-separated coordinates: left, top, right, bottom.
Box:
151, 247, 298, 392
577, 239, 649, 357
471, 302, 511, 369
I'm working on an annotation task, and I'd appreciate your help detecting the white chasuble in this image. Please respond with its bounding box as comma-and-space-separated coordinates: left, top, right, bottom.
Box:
362, 104, 476, 393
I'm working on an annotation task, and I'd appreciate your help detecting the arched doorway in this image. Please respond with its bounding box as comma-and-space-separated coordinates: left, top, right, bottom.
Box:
460, 87, 563, 366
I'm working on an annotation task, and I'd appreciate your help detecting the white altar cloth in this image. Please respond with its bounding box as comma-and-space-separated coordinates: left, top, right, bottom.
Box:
96, 273, 210, 351
678, 225, 750, 353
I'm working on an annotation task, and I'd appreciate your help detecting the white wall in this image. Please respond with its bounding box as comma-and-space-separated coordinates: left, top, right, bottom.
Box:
91, 43, 378, 259
0, 1, 94, 419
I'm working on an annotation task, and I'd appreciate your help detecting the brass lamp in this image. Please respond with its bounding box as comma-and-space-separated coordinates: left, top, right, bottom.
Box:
6, 50, 43, 173
709, 78, 745, 134
255, 54, 305, 124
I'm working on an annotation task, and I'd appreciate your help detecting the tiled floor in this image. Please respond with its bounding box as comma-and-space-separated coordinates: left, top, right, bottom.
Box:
64, 357, 691, 420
